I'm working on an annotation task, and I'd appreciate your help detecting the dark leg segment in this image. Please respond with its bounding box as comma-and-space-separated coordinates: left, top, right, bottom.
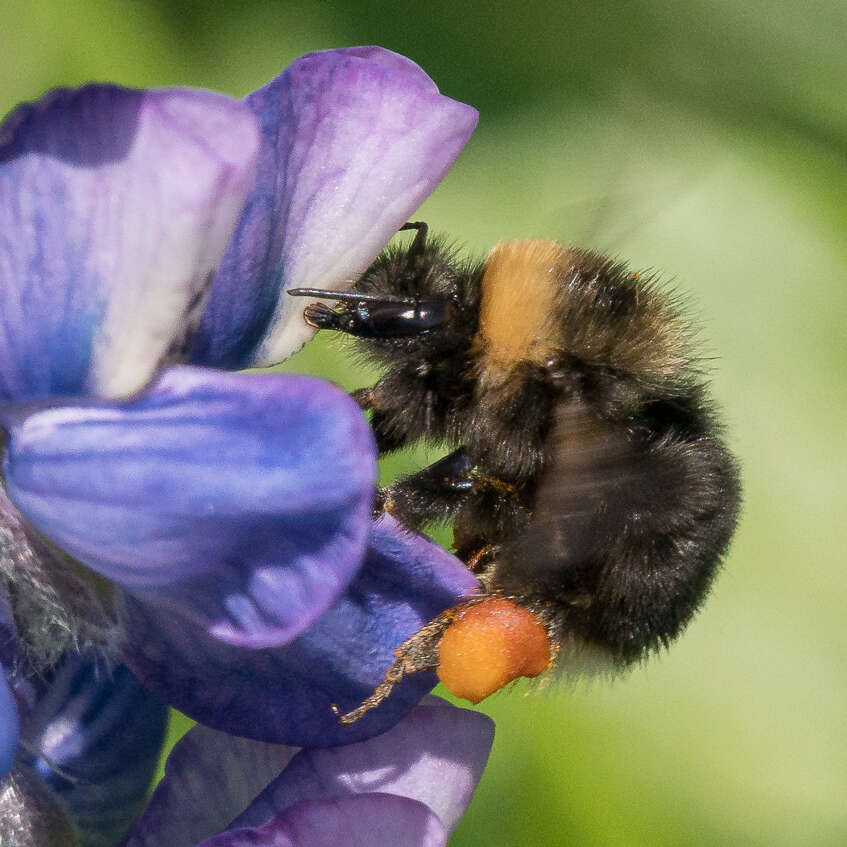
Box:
332, 602, 469, 725
351, 387, 374, 411
381, 448, 476, 530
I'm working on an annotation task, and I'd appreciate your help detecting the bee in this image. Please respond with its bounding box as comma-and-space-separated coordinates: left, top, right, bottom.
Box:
289, 221, 740, 722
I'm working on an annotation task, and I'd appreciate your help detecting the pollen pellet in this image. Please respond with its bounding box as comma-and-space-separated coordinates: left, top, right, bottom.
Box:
436, 598, 551, 704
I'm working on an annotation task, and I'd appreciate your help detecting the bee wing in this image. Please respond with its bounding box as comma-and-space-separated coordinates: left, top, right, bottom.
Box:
498, 399, 644, 599
497, 393, 738, 664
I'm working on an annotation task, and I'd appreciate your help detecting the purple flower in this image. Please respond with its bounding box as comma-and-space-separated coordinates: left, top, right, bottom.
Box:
125, 696, 493, 847
0, 45, 479, 758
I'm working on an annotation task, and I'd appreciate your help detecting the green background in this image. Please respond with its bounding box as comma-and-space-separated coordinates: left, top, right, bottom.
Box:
3, 1, 845, 844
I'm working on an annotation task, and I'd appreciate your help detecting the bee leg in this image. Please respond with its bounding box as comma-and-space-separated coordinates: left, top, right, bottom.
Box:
464, 546, 492, 572
452, 475, 528, 574
463, 545, 500, 589
424, 389, 436, 435
351, 387, 374, 411
398, 220, 428, 251
380, 447, 476, 530
350, 385, 413, 454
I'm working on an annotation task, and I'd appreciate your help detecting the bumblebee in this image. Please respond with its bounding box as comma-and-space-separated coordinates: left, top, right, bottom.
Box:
290, 222, 740, 721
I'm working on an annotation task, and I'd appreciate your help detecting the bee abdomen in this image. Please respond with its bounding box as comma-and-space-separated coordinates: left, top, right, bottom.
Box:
497, 398, 741, 667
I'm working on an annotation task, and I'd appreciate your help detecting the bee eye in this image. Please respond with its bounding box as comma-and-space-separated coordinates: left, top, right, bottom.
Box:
343, 300, 447, 338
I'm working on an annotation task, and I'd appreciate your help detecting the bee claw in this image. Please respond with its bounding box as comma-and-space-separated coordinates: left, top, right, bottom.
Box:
302, 302, 338, 330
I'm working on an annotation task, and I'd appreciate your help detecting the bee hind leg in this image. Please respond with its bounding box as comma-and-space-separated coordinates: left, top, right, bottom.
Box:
333, 603, 467, 725
463, 545, 500, 589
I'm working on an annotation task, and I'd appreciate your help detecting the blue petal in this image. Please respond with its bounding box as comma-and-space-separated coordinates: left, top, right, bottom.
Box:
2, 585, 166, 847
20, 653, 167, 847
1, 589, 22, 780
0, 585, 35, 732
197, 795, 447, 847
0, 83, 258, 404
190, 46, 478, 369
3, 366, 376, 647
0, 670, 18, 780
123, 516, 480, 746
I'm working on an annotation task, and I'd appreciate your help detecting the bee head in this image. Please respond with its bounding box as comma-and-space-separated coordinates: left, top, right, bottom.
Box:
288, 222, 480, 360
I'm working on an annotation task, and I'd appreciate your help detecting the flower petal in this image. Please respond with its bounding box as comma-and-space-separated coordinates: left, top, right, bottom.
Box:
231, 697, 493, 835
3, 367, 376, 647
21, 654, 167, 847
126, 698, 490, 847
123, 516, 480, 746
124, 723, 296, 847
0, 671, 17, 780
197, 795, 446, 847
0, 83, 259, 404
190, 46, 478, 368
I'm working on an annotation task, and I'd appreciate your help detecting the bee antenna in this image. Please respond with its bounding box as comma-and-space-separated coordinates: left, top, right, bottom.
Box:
399, 221, 428, 253
286, 288, 409, 304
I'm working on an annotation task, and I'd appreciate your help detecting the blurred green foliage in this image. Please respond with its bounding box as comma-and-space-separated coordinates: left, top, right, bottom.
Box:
3, 1, 845, 844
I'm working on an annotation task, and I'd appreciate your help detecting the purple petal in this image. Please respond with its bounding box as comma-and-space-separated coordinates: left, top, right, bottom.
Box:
0, 84, 259, 404
123, 516, 480, 746
0, 670, 17, 780
3, 366, 376, 647
232, 697, 493, 835
126, 698, 489, 847
22, 654, 167, 847
124, 723, 297, 847
190, 46, 478, 368
197, 795, 447, 847
1, 590, 25, 781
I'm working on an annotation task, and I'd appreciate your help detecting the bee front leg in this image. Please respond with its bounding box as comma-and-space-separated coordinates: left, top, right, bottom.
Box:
351, 387, 375, 411
351, 383, 413, 455
380, 448, 476, 530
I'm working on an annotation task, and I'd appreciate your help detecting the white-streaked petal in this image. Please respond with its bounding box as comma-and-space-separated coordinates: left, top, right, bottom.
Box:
0, 84, 259, 403
231, 698, 493, 835
190, 47, 478, 368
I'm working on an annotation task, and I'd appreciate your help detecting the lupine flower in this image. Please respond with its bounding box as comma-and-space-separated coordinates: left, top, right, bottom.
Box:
1, 45, 479, 763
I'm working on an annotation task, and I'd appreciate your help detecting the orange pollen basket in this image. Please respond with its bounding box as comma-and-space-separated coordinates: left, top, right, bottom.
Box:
436, 598, 552, 704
